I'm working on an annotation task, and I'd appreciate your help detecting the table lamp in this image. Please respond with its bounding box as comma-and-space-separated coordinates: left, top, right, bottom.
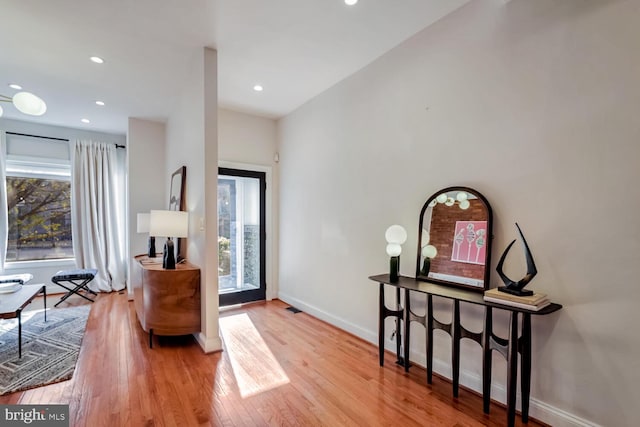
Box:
385, 224, 407, 283
136, 213, 156, 258
149, 210, 189, 269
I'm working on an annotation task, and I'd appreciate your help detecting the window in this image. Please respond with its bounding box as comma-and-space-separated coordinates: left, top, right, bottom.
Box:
6, 161, 73, 262
4, 134, 73, 262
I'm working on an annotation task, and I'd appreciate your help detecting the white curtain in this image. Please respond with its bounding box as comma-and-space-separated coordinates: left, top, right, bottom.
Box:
0, 132, 7, 272
71, 140, 126, 292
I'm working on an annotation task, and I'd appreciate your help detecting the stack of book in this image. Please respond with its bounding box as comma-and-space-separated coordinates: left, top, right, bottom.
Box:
483, 287, 550, 311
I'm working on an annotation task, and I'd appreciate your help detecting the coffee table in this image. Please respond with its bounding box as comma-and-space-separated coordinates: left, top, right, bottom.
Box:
0, 284, 47, 358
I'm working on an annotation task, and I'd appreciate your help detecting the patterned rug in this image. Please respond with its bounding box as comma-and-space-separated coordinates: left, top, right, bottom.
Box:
0, 305, 91, 395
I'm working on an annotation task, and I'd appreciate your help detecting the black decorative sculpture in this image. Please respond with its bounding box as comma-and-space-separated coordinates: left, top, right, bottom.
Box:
496, 223, 537, 296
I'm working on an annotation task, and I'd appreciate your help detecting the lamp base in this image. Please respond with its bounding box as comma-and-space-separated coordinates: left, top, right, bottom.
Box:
148, 236, 156, 258
497, 286, 534, 297
389, 256, 399, 283
163, 238, 176, 269
420, 257, 431, 276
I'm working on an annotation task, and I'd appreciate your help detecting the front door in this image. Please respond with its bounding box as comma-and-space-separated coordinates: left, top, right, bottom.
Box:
218, 168, 266, 306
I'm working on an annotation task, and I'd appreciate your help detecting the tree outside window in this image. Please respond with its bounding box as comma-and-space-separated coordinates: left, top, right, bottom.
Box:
6, 176, 73, 261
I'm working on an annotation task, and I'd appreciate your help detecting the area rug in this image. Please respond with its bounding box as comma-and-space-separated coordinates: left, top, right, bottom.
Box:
0, 305, 91, 395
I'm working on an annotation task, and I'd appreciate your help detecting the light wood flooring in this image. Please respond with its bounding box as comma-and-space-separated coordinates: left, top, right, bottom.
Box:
0, 292, 546, 426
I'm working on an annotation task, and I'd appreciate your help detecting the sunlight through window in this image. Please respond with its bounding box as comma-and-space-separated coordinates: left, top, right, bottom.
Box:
219, 313, 290, 398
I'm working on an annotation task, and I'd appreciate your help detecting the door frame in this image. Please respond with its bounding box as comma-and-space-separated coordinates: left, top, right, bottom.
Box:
218, 161, 274, 304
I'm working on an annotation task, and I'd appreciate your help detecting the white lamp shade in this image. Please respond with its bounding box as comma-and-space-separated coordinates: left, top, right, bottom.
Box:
136, 213, 150, 233
386, 243, 402, 257
385, 225, 407, 244
422, 244, 438, 259
459, 199, 471, 210
456, 191, 468, 202
149, 210, 189, 238
436, 193, 448, 204
445, 197, 455, 207
13, 91, 47, 116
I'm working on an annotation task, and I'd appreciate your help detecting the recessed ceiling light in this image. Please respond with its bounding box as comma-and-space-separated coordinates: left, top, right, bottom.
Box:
253, 85, 263, 92
95, 101, 105, 106
81, 118, 90, 124
9, 84, 22, 90
345, 0, 358, 5
90, 56, 104, 64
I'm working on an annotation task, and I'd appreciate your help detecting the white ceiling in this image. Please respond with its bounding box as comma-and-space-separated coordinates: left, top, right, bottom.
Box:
0, 0, 468, 135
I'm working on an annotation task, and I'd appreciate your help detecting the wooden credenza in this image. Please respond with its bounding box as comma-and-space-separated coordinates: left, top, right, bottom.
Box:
133, 254, 201, 347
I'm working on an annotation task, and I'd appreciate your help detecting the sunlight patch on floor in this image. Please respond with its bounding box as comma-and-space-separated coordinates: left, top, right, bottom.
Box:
219, 313, 290, 398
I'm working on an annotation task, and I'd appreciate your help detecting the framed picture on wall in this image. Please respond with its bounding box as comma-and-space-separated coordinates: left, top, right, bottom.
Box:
170, 166, 186, 212
169, 166, 186, 261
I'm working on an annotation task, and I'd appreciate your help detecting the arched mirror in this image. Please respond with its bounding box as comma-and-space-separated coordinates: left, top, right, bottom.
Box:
416, 187, 493, 292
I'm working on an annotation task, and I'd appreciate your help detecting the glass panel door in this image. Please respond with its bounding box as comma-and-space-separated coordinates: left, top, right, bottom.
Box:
218, 168, 266, 306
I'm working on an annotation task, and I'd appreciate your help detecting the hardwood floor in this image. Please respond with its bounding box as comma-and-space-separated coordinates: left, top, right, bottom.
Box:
0, 293, 546, 426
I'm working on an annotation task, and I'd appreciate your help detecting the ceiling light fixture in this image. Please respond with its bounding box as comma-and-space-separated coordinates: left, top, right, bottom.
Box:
90, 56, 104, 64
9, 84, 22, 90
253, 85, 263, 92
0, 91, 47, 117
95, 100, 105, 106
345, 0, 358, 5
81, 118, 90, 123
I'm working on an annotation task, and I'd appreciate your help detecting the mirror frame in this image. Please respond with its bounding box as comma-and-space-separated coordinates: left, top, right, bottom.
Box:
415, 186, 493, 292
169, 166, 187, 262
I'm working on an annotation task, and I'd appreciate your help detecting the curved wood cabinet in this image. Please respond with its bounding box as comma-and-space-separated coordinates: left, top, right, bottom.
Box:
133, 255, 201, 341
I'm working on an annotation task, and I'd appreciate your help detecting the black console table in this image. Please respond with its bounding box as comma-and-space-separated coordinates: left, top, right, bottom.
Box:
369, 274, 562, 427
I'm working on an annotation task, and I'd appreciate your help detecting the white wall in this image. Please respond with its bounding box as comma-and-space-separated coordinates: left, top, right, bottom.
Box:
165, 47, 221, 353
219, 109, 277, 165
0, 117, 125, 293
277, 1, 640, 426
218, 108, 279, 298
126, 118, 166, 297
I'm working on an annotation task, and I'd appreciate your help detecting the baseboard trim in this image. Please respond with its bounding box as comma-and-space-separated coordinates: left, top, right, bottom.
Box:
405, 348, 601, 427
277, 292, 378, 344
194, 332, 223, 354
277, 291, 597, 427
528, 399, 602, 427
